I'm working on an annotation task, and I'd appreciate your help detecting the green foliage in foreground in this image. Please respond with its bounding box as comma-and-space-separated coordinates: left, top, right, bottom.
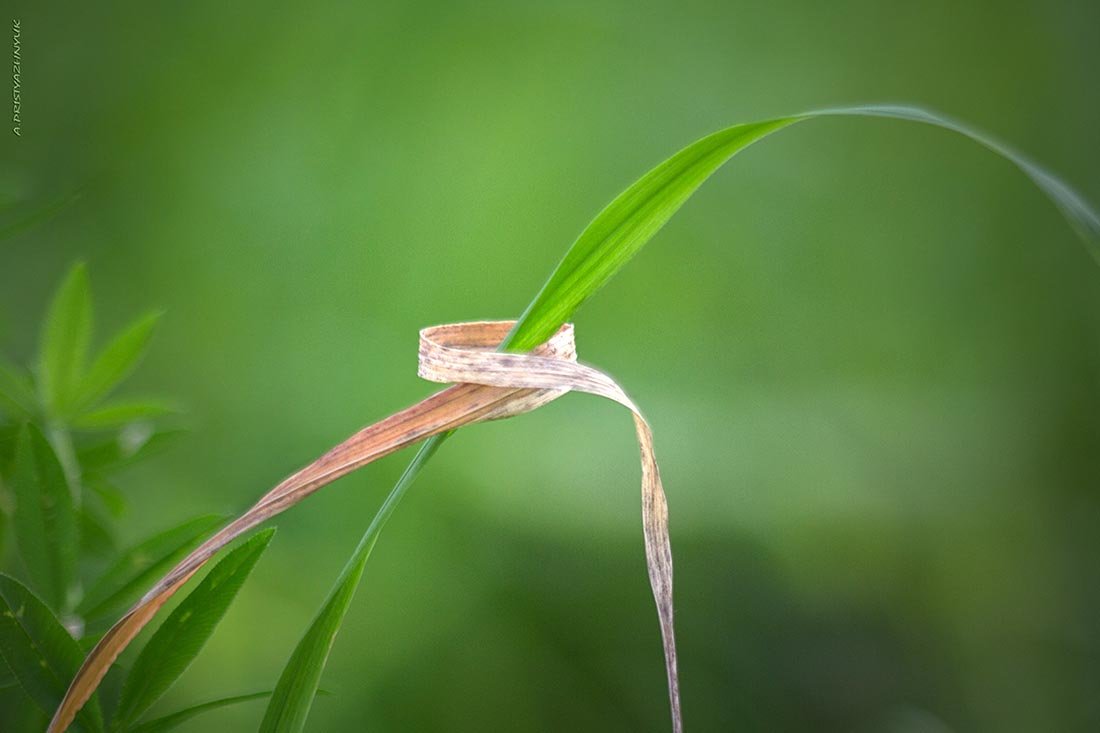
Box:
0, 266, 274, 732
0, 573, 104, 733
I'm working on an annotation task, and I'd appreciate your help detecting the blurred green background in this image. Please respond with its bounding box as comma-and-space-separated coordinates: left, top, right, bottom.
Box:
2, 0, 1099, 730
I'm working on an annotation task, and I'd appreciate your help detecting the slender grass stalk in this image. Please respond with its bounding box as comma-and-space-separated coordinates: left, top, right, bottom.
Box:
258, 435, 445, 731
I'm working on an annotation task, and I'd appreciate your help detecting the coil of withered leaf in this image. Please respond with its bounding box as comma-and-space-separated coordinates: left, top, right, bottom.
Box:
50, 321, 680, 733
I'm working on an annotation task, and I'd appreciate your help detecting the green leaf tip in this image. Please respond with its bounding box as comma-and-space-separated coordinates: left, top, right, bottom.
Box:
509, 106, 1098, 351
808, 105, 1100, 258
38, 262, 93, 416
72, 309, 164, 416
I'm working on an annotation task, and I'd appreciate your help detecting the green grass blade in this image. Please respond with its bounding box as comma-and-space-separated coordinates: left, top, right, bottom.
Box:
506, 118, 797, 351
78, 514, 224, 623
113, 529, 276, 729
0, 187, 84, 241
76, 428, 186, 476
38, 263, 93, 416
808, 105, 1100, 257
126, 691, 273, 733
258, 436, 444, 733
0, 573, 104, 732
70, 401, 175, 431
509, 108, 1098, 350
71, 311, 162, 417
10, 424, 77, 610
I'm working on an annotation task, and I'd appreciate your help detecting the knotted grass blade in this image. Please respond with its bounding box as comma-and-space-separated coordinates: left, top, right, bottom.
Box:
262, 320, 678, 731
294, 107, 1100, 733
51, 107, 1098, 733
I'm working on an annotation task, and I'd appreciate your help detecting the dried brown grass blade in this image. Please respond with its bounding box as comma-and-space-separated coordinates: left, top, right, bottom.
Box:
50, 321, 679, 733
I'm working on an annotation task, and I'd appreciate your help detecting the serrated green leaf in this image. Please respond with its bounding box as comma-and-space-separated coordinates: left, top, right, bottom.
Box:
0, 360, 39, 420
38, 263, 92, 416
71, 312, 162, 416
114, 528, 275, 729
78, 514, 223, 623
10, 425, 77, 610
127, 691, 273, 733
70, 401, 175, 431
259, 439, 440, 733
0, 573, 104, 732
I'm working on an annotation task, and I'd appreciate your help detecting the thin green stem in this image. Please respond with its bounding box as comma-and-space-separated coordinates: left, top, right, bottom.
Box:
358, 430, 450, 547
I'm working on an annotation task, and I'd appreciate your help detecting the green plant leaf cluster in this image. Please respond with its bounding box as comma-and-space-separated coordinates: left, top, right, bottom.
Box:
0, 530, 276, 733
0, 263, 177, 622
32, 264, 165, 425
0, 266, 277, 733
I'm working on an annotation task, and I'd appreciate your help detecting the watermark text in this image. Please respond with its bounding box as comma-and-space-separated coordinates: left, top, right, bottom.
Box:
12, 18, 21, 136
